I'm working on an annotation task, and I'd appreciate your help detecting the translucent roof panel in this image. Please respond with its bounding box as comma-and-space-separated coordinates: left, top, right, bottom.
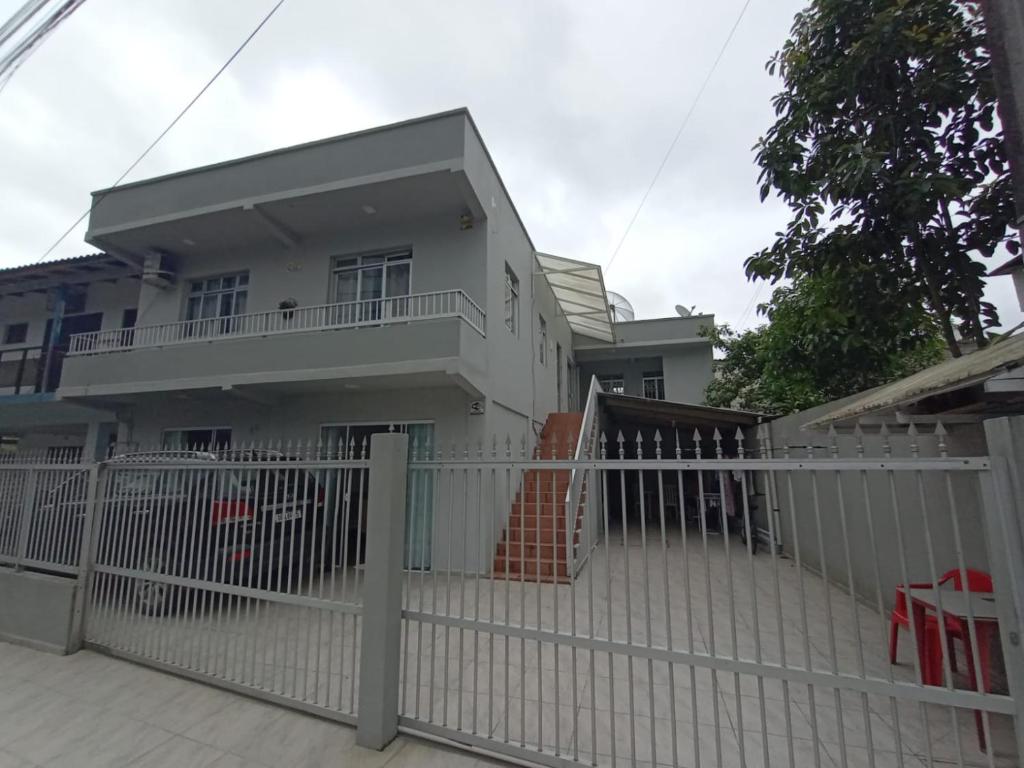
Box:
535, 252, 614, 342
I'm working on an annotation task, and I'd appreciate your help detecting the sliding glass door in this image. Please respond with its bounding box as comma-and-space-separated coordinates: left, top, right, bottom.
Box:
318, 421, 433, 569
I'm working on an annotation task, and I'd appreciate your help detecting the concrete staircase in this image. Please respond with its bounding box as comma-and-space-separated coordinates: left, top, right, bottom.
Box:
493, 412, 583, 584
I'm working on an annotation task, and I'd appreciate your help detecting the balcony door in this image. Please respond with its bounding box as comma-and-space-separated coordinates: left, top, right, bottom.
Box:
331, 251, 411, 324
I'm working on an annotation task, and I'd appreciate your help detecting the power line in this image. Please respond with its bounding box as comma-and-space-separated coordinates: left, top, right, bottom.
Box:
737, 279, 764, 328
0, 0, 88, 90
604, 0, 754, 277
36, 0, 287, 264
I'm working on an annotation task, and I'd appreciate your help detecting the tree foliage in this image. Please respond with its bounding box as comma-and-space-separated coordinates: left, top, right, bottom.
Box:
704, 275, 944, 415
747, 0, 1019, 358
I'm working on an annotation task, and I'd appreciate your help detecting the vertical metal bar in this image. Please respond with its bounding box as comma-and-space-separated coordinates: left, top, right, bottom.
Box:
601, 456, 618, 768
809, 464, 845, 768
656, 465, 679, 768
619, 451, 637, 766
636, 461, 657, 767
783, 465, 822, 767
696, 466, 723, 768
14, 467, 38, 569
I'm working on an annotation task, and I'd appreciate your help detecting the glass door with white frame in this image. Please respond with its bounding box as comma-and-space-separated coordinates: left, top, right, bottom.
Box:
319, 422, 433, 570
331, 252, 411, 325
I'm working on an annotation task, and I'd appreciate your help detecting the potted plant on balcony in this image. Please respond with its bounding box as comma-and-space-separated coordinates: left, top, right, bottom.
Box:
278, 297, 298, 322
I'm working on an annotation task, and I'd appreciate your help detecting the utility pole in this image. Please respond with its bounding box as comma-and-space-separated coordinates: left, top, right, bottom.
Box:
982, 0, 1024, 242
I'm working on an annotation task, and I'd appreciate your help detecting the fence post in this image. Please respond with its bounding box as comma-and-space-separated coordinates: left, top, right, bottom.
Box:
357, 431, 409, 751
14, 468, 39, 569
981, 416, 1024, 760
69, 462, 104, 652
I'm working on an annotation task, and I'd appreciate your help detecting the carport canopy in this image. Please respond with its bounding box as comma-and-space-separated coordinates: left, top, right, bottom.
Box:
599, 392, 763, 453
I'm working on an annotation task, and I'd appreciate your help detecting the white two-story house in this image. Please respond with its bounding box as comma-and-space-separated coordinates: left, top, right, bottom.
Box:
1, 110, 716, 464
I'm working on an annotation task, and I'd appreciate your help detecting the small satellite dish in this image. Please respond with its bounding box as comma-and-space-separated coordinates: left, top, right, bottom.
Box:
607, 291, 635, 323
675, 304, 695, 317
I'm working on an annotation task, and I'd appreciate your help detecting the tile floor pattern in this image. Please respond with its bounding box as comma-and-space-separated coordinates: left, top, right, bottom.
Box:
0, 641, 506, 768
81, 525, 1019, 767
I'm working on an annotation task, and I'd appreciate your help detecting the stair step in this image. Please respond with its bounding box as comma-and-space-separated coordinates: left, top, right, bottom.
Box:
492, 556, 570, 580
495, 541, 568, 560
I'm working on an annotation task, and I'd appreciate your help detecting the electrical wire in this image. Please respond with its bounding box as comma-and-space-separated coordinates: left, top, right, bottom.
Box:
35, 0, 287, 264
604, 0, 755, 277
0, 0, 87, 90
737, 280, 764, 328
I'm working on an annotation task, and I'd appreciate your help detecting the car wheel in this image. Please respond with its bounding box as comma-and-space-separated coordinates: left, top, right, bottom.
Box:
134, 549, 177, 616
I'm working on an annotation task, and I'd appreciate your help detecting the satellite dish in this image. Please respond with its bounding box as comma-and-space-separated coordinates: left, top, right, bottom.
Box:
675, 304, 695, 317
607, 291, 635, 322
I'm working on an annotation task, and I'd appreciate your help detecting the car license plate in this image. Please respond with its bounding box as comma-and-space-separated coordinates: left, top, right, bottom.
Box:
273, 509, 302, 523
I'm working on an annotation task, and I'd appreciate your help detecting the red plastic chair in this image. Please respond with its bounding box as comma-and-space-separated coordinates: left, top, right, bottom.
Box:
889, 570, 956, 682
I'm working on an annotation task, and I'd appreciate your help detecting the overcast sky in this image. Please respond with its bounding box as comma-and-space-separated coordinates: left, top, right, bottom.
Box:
1, 0, 1021, 332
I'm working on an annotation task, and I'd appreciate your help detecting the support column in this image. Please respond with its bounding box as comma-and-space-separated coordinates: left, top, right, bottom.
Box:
980, 416, 1024, 760
356, 432, 409, 751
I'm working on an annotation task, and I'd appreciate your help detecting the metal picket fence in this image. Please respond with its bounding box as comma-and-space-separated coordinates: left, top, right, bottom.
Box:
396, 424, 1023, 768
2, 422, 1023, 768
0, 451, 92, 575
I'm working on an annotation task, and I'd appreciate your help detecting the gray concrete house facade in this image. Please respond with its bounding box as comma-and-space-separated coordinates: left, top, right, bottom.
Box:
1, 109, 714, 460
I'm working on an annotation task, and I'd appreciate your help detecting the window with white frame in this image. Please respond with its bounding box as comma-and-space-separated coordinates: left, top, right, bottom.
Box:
643, 372, 666, 400
538, 314, 547, 364
597, 374, 625, 395
504, 263, 519, 334
185, 273, 249, 324
331, 250, 412, 323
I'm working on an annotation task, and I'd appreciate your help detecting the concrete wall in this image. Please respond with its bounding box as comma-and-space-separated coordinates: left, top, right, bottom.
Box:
577, 356, 664, 399
572, 316, 715, 406
663, 345, 714, 403
88, 112, 470, 232
0, 567, 77, 654
764, 403, 991, 611
61, 317, 486, 397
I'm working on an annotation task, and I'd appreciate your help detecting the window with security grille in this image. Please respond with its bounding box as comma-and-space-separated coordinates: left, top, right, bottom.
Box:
643, 372, 665, 400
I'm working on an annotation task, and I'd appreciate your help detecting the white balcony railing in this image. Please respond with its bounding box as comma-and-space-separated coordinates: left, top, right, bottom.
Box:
67, 289, 486, 356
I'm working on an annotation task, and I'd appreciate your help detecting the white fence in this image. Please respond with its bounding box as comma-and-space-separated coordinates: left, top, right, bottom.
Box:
1, 423, 1022, 768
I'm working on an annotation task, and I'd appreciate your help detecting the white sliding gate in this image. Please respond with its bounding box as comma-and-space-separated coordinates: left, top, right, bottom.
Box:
397, 423, 1024, 768
82, 447, 370, 724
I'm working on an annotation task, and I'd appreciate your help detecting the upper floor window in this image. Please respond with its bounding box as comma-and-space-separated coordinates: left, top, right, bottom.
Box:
62, 286, 87, 315
504, 264, 519, 334
643, 372, 665, 400
332, 251, 411, 303
3, 323, 27, 345
598, 374, 625, 395
185, 272, 249, 322
538, 314, 547, 364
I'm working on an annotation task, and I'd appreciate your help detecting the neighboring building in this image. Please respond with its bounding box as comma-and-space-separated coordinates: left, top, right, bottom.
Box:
0, 254, 140, 459
0, 109, 714, 459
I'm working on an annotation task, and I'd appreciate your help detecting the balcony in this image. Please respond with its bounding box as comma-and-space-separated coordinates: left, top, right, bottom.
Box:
58, 290, 488, 399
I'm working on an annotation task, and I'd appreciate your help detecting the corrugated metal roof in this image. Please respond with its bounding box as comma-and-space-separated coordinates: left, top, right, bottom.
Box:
804, 333, 1024, 428
0, 253, 113, 277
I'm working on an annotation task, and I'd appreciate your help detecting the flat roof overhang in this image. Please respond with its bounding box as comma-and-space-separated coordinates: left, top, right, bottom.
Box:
86, 168, 484, 259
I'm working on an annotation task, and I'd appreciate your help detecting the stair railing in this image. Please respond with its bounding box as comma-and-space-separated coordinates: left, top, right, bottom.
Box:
566, 375, 602, 575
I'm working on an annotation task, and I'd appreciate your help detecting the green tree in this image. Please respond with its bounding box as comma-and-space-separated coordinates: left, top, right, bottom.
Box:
704, 275, 944, 414
748, 0, 1019, 358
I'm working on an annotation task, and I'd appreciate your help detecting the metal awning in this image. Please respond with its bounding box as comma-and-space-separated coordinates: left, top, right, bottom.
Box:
600, 392, 764, 430
535, 252, 614, 342
804, 332, 1024, 428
